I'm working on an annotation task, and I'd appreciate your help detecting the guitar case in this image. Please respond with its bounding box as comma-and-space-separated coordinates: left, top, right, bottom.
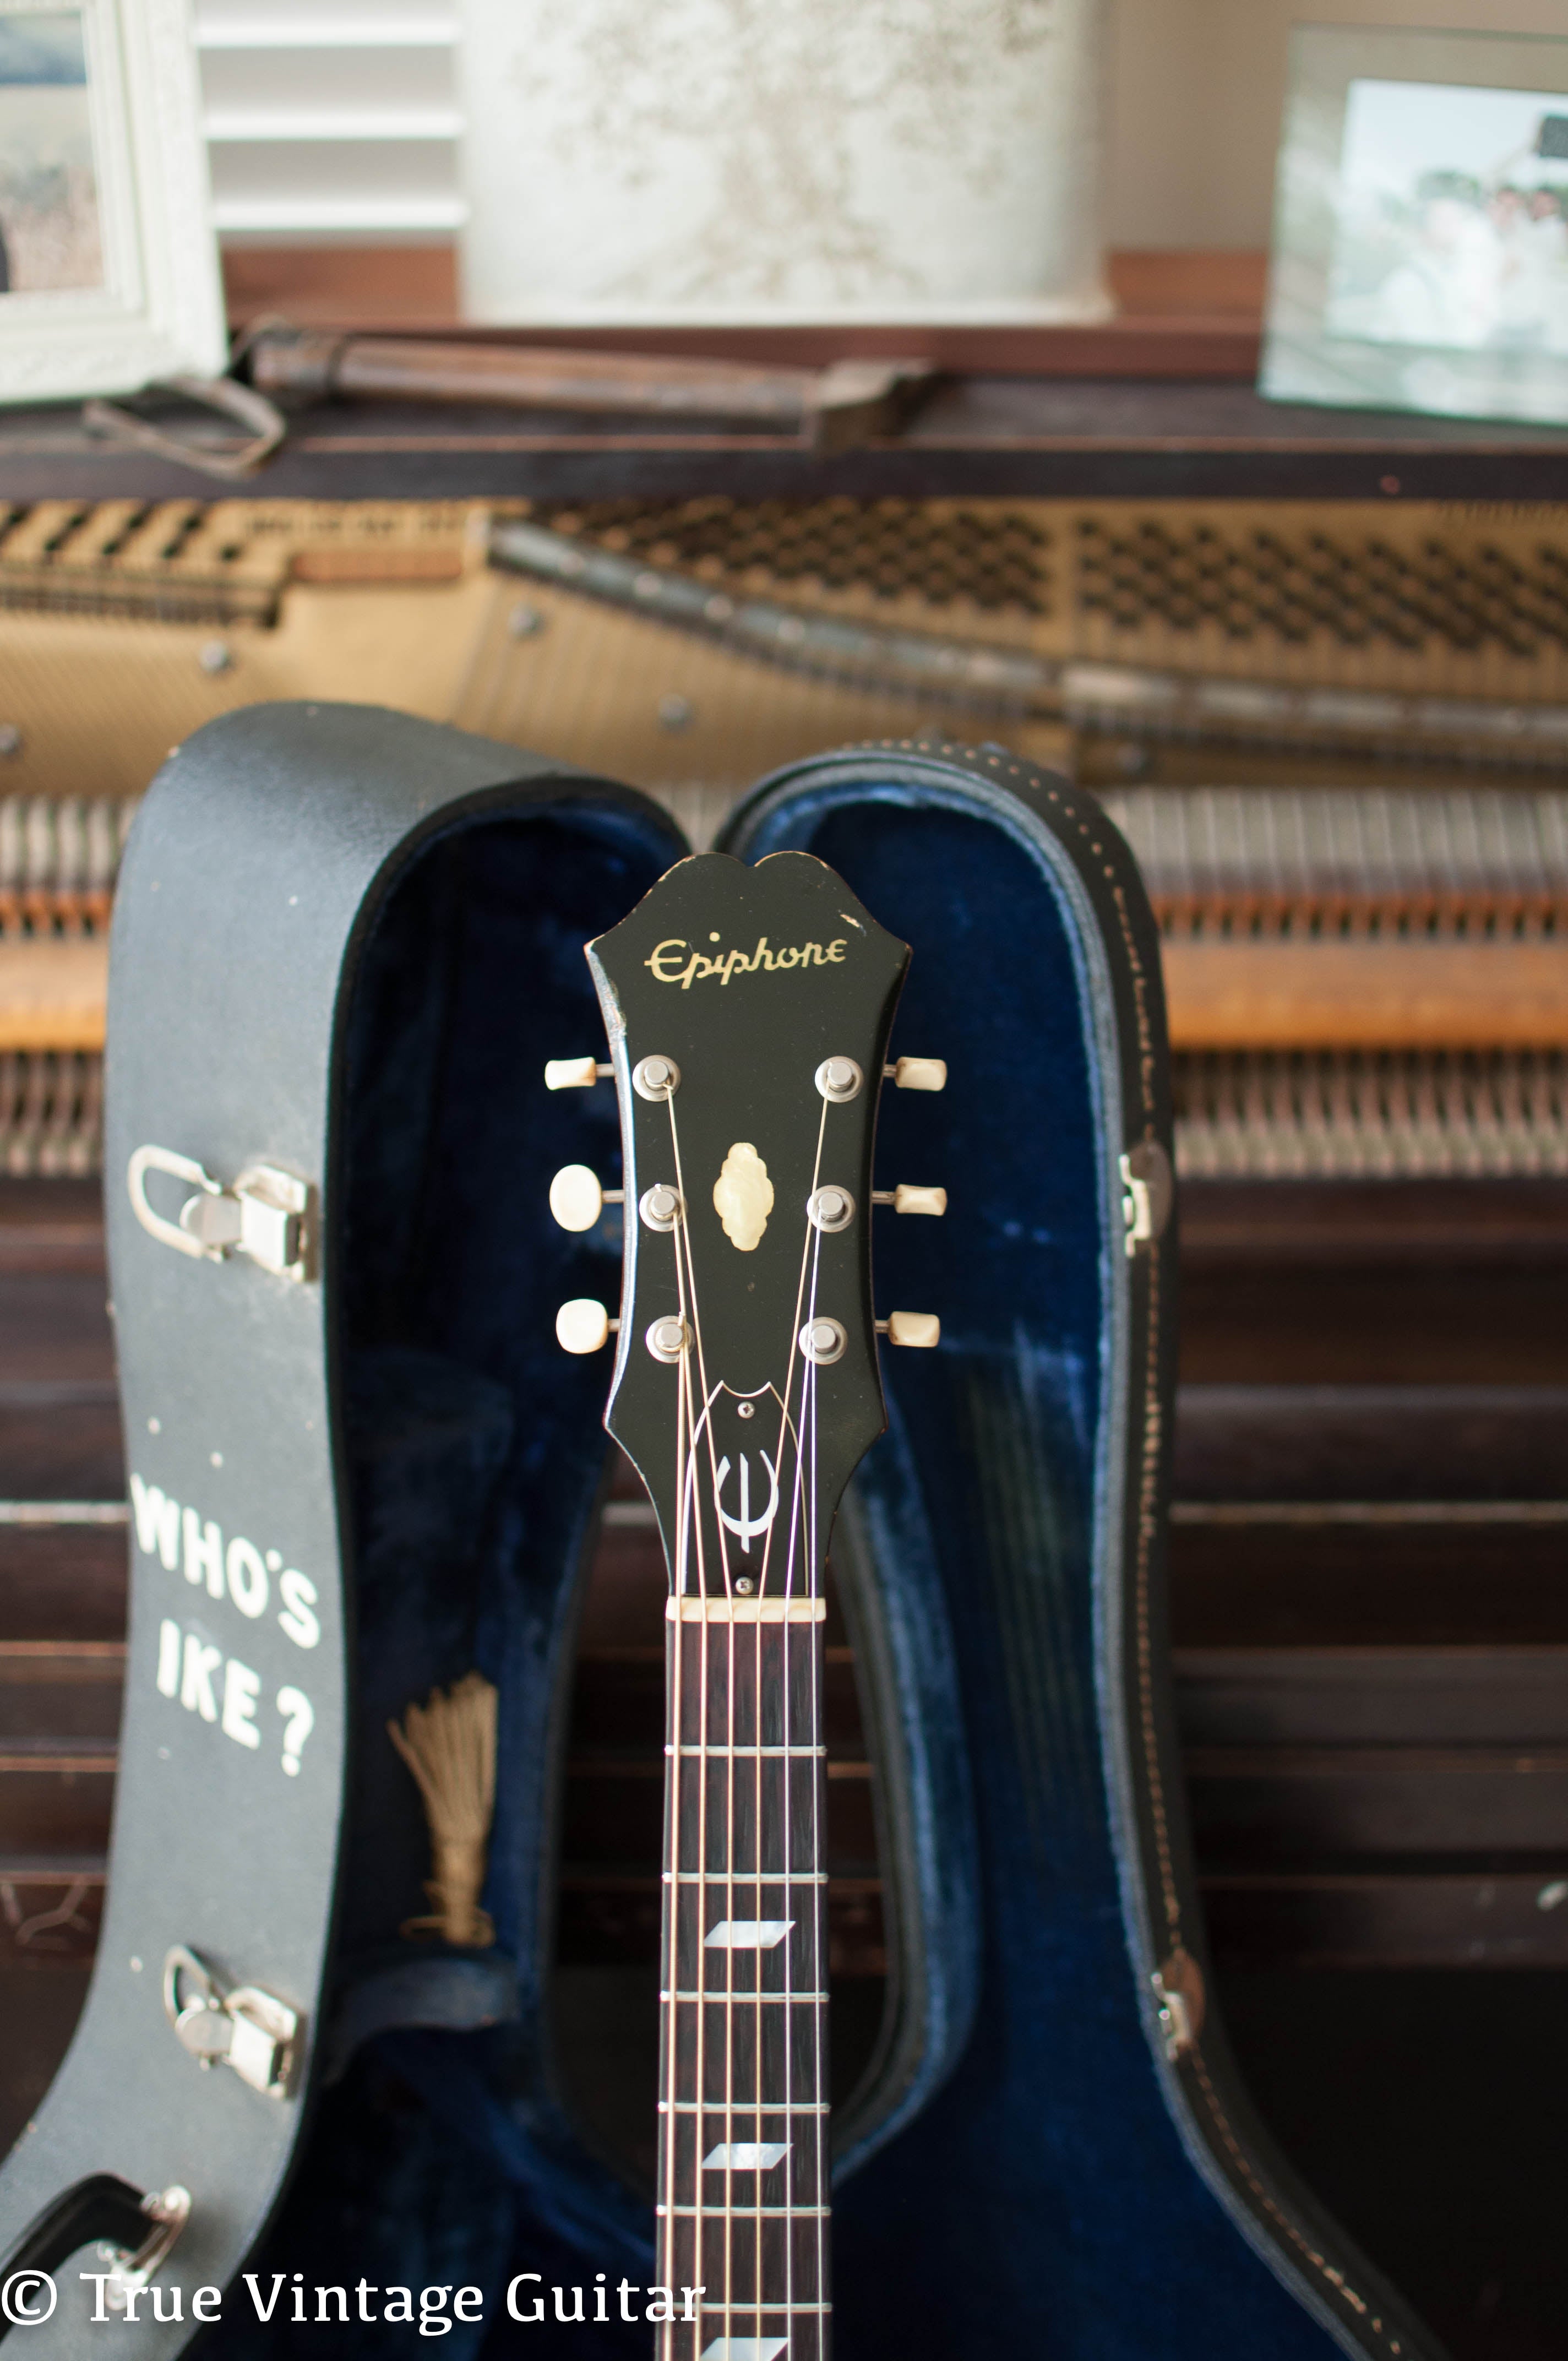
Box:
0, 704, 685, 2355
0, 707, 1441, 2361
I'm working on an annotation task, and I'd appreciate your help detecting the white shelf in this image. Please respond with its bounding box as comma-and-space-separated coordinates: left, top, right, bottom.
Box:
210, 194, 469, 232
196, 15, 456, 47
205, 107, 462, 141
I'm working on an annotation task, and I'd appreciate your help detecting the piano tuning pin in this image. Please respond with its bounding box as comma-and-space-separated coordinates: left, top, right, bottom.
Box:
871, 1184, 947, 1216
548, 1164, 625, 1232
878, 1311, 941, 1348
885, 1057, 947, 1092
543, 1056, 613, 1090
556, 1298, 618, 1353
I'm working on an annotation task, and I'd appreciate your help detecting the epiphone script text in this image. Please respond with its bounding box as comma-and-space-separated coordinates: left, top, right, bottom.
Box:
645, 935, 848, 989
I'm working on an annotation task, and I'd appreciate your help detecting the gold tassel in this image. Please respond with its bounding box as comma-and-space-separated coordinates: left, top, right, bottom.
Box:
388, 1671, 498, 1948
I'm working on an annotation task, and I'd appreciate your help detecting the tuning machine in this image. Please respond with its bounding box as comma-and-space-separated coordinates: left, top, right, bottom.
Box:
549, 1164, 625, 1232
556, 1298, 619, 1353
545, 1056, 613, 1090
870, 1184, 946, 1216
877, 1312, 941, 1348
884, 1057, 946, 1091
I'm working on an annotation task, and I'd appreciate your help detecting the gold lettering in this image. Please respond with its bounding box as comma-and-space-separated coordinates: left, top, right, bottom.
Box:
776, 946, 800, 970
803, 942, 824, 965
752, 937, 775, 970
720, 948, 749, 984
826, 939, 848, 963
679, 954, 714, 990
647, 938, 690, 982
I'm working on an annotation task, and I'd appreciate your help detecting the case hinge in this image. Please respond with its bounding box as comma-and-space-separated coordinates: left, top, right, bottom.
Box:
128, 1146, 314, 1282
163, 1944, 301, 2097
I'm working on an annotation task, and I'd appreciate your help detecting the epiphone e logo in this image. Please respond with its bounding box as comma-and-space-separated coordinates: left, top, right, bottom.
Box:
645, 934, 849, 990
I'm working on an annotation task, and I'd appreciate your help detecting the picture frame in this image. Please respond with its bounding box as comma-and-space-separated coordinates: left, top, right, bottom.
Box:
1260, 24, 1568, 428
0, 0, 225, 403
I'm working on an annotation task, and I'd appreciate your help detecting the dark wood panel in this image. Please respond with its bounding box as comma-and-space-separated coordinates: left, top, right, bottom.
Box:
0, 1527, 127, 1643
1204, 1872, 1568, 1970
1172, 1385, 1568, 1502
5, 378, 1567, 504
1170, 1516, 1568, 1650
1176, 1648, 1568, 1747
0, 1277, 115, 1386
0, 1396, 123, 1500
1188, 1748, 1568, 1862
1178, 1266, 1568, 1387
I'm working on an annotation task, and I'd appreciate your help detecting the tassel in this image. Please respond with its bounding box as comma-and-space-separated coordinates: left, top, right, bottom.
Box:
388, 1671, 498, 1948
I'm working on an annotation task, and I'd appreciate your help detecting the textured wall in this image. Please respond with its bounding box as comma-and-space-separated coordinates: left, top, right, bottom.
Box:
1108, 0, 1568, 250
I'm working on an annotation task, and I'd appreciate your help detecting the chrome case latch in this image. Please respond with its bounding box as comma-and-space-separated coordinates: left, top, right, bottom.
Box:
1119, 1140, 1173, 1258
128, 1146, 314, 1282
163, 1944, 301, 2097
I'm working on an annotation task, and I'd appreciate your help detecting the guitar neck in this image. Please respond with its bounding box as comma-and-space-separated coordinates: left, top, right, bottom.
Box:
658, 1595, 831, 2361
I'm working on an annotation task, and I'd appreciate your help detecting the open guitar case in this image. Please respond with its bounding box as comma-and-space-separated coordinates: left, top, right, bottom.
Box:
0, 703, 1442, 2361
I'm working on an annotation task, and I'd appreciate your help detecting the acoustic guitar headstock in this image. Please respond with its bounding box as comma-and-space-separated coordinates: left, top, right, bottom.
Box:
546, 850, 945, 1601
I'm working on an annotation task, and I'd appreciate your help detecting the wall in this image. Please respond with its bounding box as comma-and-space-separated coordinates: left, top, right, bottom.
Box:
1107, 0, 1568, 250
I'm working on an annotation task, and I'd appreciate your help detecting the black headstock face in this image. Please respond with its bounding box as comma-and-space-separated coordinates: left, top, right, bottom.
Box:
588, 851, 908, 1601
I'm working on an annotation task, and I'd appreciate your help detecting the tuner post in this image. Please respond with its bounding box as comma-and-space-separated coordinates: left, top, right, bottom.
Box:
639, 1183, 682, 1233
645, 1315, 690, 1363
633, 1054, 681, 1101
815, 1057, 863, 1103
799, 1316, 848, 1365
807, 1184, 856, 1233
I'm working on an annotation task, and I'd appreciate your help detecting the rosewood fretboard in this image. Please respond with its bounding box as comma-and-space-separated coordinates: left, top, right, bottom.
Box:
658, 1596, 830, 2361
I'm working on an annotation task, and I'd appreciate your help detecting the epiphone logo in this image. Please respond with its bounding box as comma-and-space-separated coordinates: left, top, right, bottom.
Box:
645, 934, 849, 990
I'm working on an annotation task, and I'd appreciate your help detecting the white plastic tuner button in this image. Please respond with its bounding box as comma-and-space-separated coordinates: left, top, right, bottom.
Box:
873, 1184, 947, 1216
880, 1310, 941, 1348
545, 1056, 612, 1091
886, 1057, 947, 1092
549, 1165, 624, 1232
556, 1298, 616, 1353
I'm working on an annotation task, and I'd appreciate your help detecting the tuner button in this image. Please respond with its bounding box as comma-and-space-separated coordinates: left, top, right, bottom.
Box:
633, 1054, 681, 1101
646, 1315, 690, 1363
886, 1057, 947, 1093
799, 1316, 847, 1366
815, 1057, 863, 1103
880, 1310, 941, 1348
640, 1183, 682, 1233
807, 1185, 856, 1233
545, 1056, 612, 1091
557, 1298, 616, 1353
549, 1164, 618, 1232
891, 1184, 947, 1217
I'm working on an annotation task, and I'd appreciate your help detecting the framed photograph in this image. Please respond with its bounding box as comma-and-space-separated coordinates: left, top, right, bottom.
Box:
1260, 26, 1568, 427
0, 0, 224, 402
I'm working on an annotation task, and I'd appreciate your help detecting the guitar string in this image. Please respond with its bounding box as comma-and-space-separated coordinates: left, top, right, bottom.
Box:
661, 1247, 688, 2354
801, 1210, 829, 2353
777, 1091, 831, 2354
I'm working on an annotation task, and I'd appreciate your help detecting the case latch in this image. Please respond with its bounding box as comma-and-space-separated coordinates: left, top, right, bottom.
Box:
128, 1146, 314, 1282
1119, 1140, 1173, 1258
163, 1944, 301, 2097
1151, 1947, 1205, 2061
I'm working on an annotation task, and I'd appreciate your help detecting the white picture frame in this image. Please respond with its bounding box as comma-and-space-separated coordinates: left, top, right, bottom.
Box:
0, 0, 225, 402
1260, 24, 1568, 427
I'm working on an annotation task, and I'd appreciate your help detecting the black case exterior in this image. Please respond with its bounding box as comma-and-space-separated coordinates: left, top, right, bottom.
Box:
0, 705, 684, 2355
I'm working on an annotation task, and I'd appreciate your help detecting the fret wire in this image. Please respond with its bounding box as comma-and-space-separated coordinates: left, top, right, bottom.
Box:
661, 1990, 829, 2005
667, 1743, 826, 1756
700, 2303, 833, 2315
664, 1872, 828, 1885
658, 2206, 829, 2219
659, 2101, 829, 2114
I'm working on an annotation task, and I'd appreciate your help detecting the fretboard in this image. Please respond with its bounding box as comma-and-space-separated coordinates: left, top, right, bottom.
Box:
657, 1596, 830, 2361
